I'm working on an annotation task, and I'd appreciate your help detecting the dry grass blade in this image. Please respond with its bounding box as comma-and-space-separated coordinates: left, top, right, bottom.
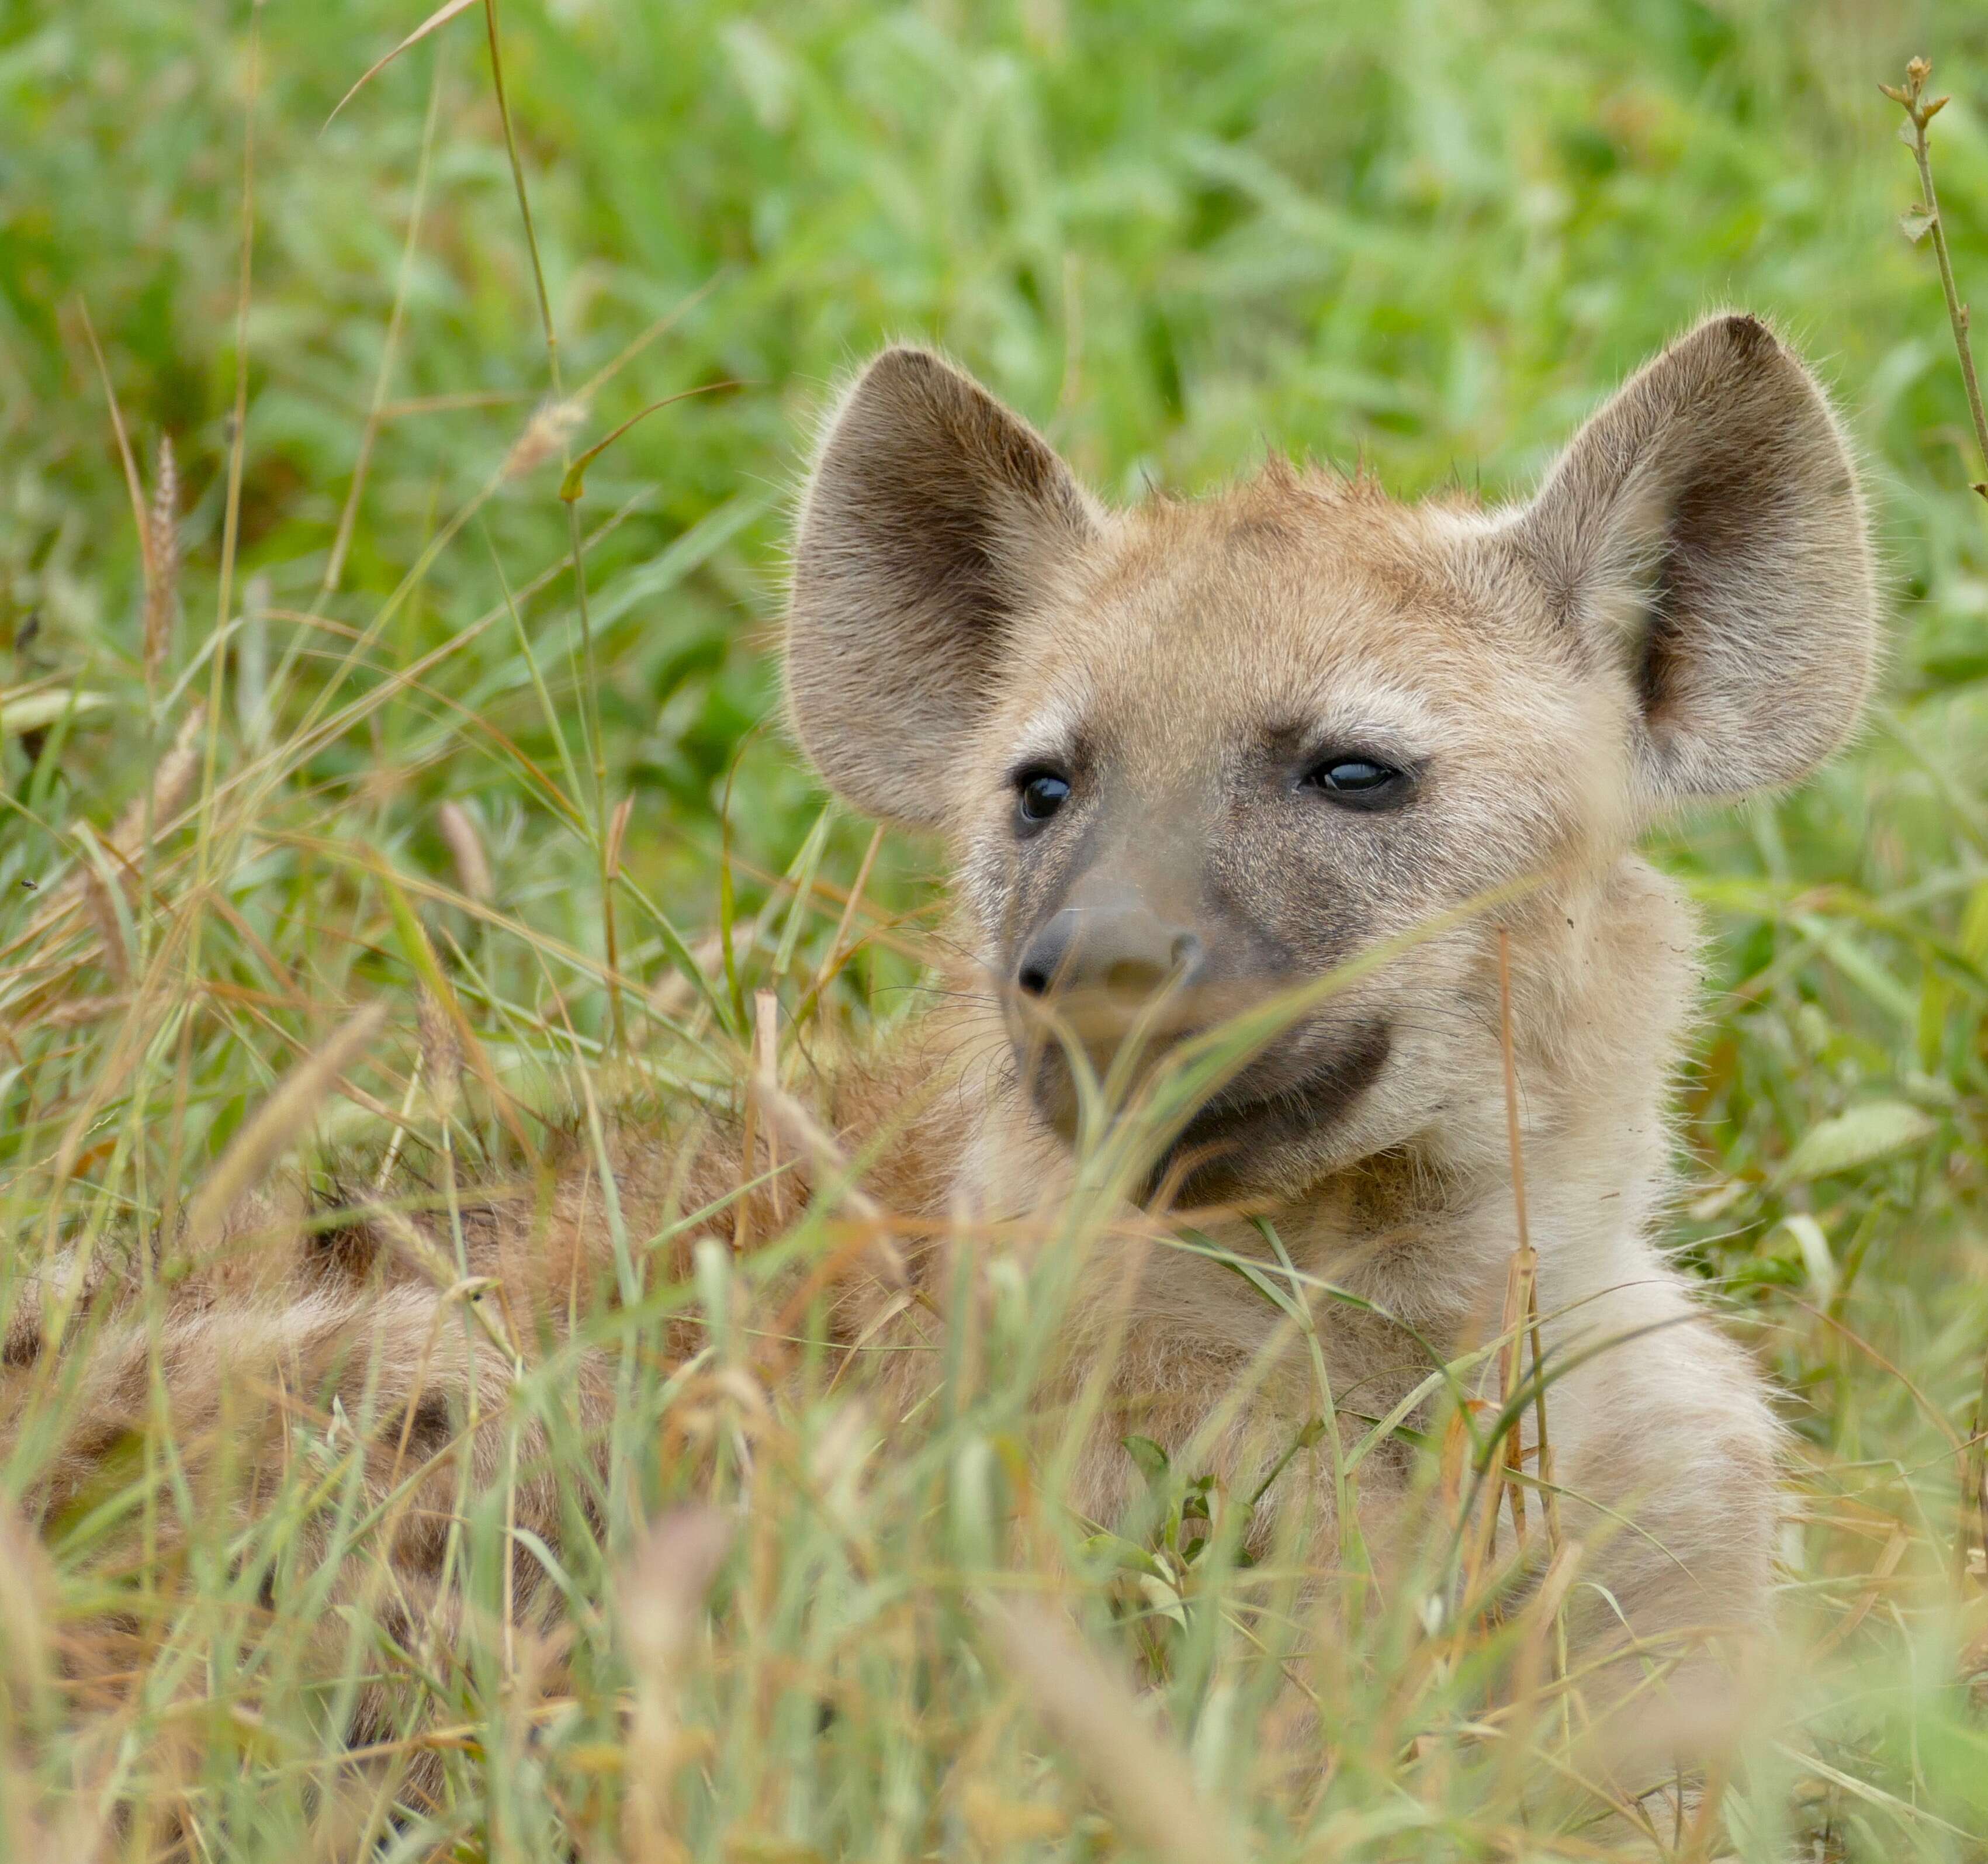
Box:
1467, 930, 1546, 1595
70, 826, 130, 990
0, 1496, 56, 1702
75, 300, 150, 594
181, 1000, 389, 1261
324, 0, 481, 128
1969, 1354, 1988, 1593
617, 1507, 733, 1861
556, 383, 744, 502
17, 704, 205, 953
32, 994, 133, 1031
982, 1597, 1241, 1864
750, 1065, 908, 1288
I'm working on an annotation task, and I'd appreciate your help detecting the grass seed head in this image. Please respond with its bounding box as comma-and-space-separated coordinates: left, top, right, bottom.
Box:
143, 434, 178, 684
437, 800, 494, 904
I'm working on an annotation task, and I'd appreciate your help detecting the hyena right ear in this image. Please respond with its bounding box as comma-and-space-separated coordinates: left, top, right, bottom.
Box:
786, 347, 1102, 826
1511, 313, 1878, 810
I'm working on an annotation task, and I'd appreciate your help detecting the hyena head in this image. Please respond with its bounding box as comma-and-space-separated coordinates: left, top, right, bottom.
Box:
785, 315, 1876, 1203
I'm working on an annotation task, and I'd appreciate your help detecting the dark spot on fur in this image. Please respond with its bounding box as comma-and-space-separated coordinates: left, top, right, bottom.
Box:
1720, 312, 1771, 354
310, 1215, 380, 1282
391, 1393, 454, 1461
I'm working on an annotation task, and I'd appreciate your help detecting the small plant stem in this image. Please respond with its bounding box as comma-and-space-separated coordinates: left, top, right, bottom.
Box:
482, 0, 622, 1043
733, 1021, 764, 1257
1890, 61, 1988, 1589
1892, 61, 1988, 487
1913, 136, 1988, 474
483, 0, 558, 395
1970, 1346, 1988, 1589
200, 0, 262, 899
324, 51, 446, 597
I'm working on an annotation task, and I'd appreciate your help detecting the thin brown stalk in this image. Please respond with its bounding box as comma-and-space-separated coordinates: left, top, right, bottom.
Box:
802, 821, 885, 1014
1892, 57, 1988, 1559
1970, 1347, 1988, 1592
732, 1054, 763, 1260
752, 990, 781, 1229
1466, 931, 1540, 1598
604, 793, 635, 1046
207, 0, 259, 724
194, 0, 263, 973
1886, 60, 1988, 496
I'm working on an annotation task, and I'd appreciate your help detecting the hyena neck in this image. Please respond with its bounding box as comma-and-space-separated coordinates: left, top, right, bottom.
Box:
1274, 855, 1703, 1339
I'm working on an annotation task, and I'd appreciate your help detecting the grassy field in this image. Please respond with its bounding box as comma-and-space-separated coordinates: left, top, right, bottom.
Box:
5, 0, 1988, 1856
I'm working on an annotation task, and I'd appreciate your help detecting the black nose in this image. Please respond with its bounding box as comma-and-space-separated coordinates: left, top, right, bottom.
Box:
1015, 907, 1206, 1000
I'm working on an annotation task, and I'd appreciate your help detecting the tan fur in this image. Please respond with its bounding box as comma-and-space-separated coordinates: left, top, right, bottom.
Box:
5, 314, 1876, 1782
786, 314, 1876, 1754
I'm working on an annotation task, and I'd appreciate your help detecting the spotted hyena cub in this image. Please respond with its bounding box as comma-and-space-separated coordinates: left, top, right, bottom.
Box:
12, 315, 1874, 1772
787, 311, 1875, 1724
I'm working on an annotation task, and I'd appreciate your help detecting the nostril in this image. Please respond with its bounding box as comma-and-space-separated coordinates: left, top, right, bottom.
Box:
1169, 931, 1204, 978
1017, 959, 1052, 997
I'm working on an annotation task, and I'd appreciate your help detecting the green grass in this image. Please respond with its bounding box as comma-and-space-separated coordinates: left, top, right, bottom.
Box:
5, 0, 1988, 1855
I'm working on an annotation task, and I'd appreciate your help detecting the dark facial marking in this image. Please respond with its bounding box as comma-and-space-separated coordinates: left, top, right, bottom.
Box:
1153, 1018, 1393, 1206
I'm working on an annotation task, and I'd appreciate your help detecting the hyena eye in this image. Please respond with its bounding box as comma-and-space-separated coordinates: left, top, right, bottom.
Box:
1014, 770, 1072, 829
1303, 757, 1406, 809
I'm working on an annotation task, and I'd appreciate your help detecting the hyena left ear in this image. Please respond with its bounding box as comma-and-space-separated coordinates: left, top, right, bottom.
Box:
1512, 313, 1877, 807
785, 347, 1102, 826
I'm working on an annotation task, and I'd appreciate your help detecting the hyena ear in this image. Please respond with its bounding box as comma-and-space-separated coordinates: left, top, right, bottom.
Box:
785, 347, 1102, 825
1512, 313, 1876, 807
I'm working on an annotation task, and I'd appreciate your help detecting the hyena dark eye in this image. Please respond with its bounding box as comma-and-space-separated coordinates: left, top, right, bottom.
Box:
1303, 757, 1406, 809
1014, 770, 1072, 829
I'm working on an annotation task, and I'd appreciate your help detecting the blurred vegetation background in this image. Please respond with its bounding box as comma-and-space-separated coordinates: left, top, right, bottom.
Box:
7, 0, 1988, 1855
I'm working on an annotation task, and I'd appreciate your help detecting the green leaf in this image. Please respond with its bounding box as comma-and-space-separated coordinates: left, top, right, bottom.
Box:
1780, 1101, 1939, 1182
1080, 1531, 1167, 1582
1121, 1434, 1171, 1488
1, 690, 111, 734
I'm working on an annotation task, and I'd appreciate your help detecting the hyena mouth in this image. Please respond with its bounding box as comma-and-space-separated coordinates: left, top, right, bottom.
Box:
1006, 979, 1237, 1134
1015, 1011, 1392, 1201
1144, 1018, 1393, 1207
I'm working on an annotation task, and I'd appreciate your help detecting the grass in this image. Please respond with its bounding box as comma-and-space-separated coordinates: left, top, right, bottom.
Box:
4, 0, 1988, 1855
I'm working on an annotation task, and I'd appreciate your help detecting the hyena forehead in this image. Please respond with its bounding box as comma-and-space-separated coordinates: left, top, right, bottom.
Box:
979, 475, 1585, 786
